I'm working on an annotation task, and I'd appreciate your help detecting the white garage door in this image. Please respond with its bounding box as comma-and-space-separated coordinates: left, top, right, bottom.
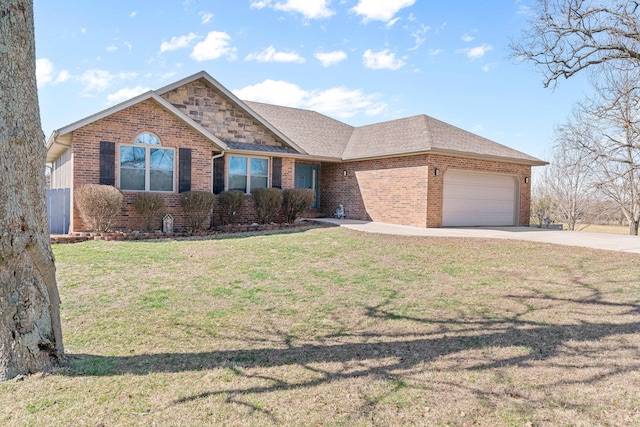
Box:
442, 170, 518, 227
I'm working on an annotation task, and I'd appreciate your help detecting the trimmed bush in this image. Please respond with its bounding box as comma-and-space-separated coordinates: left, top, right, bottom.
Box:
180, 191, 216, 231
217, 190, 246, 225
252, 188, 283, 224
132, 193, 166, 232
282, 188, 315, 223
75, 184, 123, 232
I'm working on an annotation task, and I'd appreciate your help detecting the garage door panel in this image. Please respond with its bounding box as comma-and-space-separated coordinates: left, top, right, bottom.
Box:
442, 171, 518, 227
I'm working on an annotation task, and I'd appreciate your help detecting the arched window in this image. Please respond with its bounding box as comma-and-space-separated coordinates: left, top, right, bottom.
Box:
119, 132, 175, 192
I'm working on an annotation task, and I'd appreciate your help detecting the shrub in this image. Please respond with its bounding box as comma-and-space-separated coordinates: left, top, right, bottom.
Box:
282, 188, 315, 223
252, 188, 283, 224
180, 191, 216, 231
75, 184, 123, 232
132, 193, 166, 232
217, 190, 246, 225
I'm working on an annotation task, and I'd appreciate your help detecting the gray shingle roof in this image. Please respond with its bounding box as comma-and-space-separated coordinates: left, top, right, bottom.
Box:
225, 141, 297, 154
244, 101, 353, 158
245, 101, 545, 165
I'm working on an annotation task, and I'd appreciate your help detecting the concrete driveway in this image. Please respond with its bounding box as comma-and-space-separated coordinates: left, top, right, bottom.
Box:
311, 219, 640, 254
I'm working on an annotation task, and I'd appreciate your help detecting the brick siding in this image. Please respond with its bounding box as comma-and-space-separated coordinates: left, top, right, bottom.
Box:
320, 154, 532, 227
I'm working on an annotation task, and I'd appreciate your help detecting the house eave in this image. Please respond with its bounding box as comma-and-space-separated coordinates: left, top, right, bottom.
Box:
340, 148, 548, 166
224, 148, 341, 162
45, 91, 229, 163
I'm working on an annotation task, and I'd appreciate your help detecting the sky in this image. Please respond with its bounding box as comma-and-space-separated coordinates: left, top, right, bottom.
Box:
34, 0, 591, 161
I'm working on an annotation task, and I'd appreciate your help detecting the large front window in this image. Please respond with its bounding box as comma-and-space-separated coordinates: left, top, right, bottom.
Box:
228, 156, 269, 193
120, 132, 174, 192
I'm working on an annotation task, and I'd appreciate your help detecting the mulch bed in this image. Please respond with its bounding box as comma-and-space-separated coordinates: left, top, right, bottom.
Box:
50, 220, 329, 244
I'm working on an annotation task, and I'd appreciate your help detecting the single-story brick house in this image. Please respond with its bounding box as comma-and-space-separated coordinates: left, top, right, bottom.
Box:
46, 70, 546, 232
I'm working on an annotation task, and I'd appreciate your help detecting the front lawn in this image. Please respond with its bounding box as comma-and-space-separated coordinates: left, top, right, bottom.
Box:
1, 227, 639, 426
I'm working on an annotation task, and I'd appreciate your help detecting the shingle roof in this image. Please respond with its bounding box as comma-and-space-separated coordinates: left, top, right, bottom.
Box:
244, 101, 354, 159
244, 101, 545, 165
225, 140, 297, 154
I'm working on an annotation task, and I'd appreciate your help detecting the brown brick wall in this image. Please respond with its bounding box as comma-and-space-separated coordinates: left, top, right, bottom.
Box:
161, 79, 286, 147
71, 99, 215, 232
320, 154, 532, 228
320, 156, 429, 227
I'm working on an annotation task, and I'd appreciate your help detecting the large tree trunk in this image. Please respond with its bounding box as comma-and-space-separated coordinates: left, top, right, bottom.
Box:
0, 0, 64, 381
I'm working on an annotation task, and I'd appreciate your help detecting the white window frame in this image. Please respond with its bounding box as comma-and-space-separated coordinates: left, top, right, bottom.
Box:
118, 133, 175, 193
227, 155, 270, 194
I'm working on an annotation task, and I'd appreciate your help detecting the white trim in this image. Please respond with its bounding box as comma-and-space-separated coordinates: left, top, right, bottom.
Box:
118, 143, 176, 193
46, 91, 228, 163
227, 154, 270, 194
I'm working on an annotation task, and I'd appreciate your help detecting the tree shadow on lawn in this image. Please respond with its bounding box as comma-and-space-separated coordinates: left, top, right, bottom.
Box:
69, 294, 640, 404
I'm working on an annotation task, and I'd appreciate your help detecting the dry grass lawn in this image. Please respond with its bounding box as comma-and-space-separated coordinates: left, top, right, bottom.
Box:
1, 226, 639, 426
576, 223, 630, 235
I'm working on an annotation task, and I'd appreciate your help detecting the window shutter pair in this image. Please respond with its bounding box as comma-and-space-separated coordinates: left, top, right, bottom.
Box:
99, 142, 192, 193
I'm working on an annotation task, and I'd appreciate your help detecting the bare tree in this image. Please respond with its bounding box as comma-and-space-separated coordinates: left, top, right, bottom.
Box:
561, 67, 640, 235
512, 0, 640, 87
0, 0, 64, 380
548, 121, 596, 230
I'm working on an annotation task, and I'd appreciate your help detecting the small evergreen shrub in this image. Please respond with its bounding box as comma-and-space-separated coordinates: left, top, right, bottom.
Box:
252, 188, 283, 224
217, 190, 246, 225
75, 184, 123, 232
180, 191, 216, 231
282, 188, 315, 223
132, 193, 166, 232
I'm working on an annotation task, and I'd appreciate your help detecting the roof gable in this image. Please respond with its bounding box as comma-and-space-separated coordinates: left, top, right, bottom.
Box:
156, 71, 307, 154
46, 91, 227, 162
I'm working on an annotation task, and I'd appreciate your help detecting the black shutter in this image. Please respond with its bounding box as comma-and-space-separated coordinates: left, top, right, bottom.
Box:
272, 157, 282, 189
99, 141, 115, 186
178, 148, 192, 193
213, 156, 225, 194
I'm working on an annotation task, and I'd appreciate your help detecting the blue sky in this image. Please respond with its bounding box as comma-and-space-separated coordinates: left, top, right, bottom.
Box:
34, 0, 589, 160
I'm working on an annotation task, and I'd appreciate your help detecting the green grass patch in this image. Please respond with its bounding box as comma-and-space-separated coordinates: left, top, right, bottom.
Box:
2, 228, 639, 426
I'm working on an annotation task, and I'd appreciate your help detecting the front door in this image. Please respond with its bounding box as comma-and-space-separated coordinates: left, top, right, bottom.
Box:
294, 164, 319, 208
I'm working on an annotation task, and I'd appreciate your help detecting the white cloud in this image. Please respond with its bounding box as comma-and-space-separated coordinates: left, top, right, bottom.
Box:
106, 86, 151, 104
106, 44, 118, 52
251, 0, 334, 19
465, 43, 493, 60
124, 41, 133, 53
362, 49, 405, 70
250, 0, 271, 9
481, 63, 497, 72
129, 11, 137, 18
245, 45, 305, 63
351, 0, 415, 23
190, 31, 237, 61
200, 11, 213, 24
409, 24, 430, 51
314, 50, 347, 67
78, 69, 137, 94
36, 58, 54, 87
55, 70, 71, 84
385, 17, 400, 28
36, 58, 70, 88
234, 80, 307, 106
233, 79, 387, 119
461, 33, 474, 42
160, 32, 198, 53
429, 48, 443, 56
